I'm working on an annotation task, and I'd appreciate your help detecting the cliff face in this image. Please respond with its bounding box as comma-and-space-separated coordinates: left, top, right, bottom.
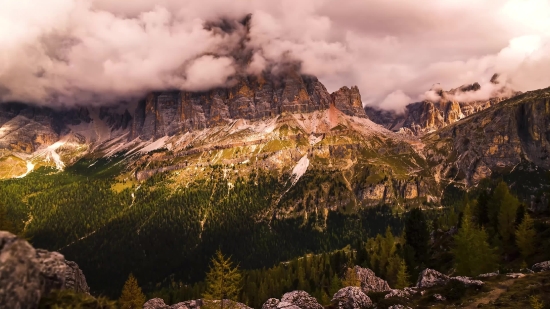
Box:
425, 86, 550, 185
366, 80, 520, 135
129, 73, 366, 140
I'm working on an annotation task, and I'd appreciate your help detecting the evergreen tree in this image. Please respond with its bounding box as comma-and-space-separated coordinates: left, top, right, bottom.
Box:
498, 191, 519, 243
395, 259, 411, 289
341, 267, 360, 287
0, 203, 15, 233
329, 273, 341, 296
118, 273, 146, 309
404, 208, 430, 265
203, 250, 242, 308
452, 203, 497, 276
515, 213, 536, 260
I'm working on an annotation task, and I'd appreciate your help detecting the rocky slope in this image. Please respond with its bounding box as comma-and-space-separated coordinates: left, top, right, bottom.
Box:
365, 76, 521, 135
424, 86, 550, 186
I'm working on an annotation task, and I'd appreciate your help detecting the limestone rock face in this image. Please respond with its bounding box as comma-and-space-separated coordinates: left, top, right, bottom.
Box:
352, 266, 391, 293
532, 261, 550, 272
331, 286, 373, 309
416, 269, 450, 289
0, 231, 89, 309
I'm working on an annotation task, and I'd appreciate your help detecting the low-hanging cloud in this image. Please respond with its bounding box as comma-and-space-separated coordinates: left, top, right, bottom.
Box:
0, 0, 549, 109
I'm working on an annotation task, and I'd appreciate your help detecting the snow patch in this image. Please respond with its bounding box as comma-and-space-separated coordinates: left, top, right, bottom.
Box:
291, 155, 309, 185
139, 136, 170, 153
16, 161, 35, 178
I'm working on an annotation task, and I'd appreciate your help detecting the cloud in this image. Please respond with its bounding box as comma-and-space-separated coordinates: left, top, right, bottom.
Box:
0, 0, 549, 109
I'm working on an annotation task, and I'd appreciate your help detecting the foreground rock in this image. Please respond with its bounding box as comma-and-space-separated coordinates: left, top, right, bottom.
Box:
416, 269, 450, 289
352, 266, 391, 293
144, 298, 252, 309
331, 286, 372, 309
262, 291, 322, 309
0, 231, 89, 309
532, 261, 550, 272
416, 268, 484, 289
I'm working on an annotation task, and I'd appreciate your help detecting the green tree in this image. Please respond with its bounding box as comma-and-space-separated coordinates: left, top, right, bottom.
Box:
515, 213, 536, 260
498, 190, 519, 244
0, 203, 15, 233
404, 208, 430, 265
203, 250, 242, 308
395, 259, 411, 289
452, 203, 497, 276
118, 273, 146, 309
341, 267, 360, 287
329, 273, 342, 296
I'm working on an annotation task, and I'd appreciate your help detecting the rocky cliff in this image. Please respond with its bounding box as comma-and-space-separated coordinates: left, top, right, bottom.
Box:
425, 86, 550, 186
366, 77, 520, 135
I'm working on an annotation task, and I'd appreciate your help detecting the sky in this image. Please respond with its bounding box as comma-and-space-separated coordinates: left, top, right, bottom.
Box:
1, 0, 549, 111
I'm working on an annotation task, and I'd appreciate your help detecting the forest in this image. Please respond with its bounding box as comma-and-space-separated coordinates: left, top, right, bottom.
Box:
1, 157, 550, 308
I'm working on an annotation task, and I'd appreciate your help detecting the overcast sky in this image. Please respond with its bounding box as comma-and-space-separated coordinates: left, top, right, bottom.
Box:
1, 0, 549, 111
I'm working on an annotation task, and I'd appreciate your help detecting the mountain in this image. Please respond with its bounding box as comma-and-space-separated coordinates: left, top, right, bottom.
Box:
365, 75, 521, 135
1, 68, 550, 296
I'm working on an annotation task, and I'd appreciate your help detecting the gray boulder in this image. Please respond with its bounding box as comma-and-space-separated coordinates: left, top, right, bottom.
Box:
331, 286, 373, 309
281, 291, 323, 309
352, 266, 391, 293
144, 298, 170, 309
450, 276, 484, 287
0, 231, 90, 309
0, 231, 43, 309
416, 268, 450, 288
532, 261, 550, 272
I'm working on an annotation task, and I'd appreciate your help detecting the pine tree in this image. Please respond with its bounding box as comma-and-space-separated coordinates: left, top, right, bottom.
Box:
404, 208, 430, 266
498, 190, 519, 244
0, 204, 15, 233
118, 273, 146, 309
515, 213, 536, 260
452, 203, 497, 276
341, 267, 360, 287
395, 259, 411, 289
329, 273, 341, 296
203, 250, 242, 309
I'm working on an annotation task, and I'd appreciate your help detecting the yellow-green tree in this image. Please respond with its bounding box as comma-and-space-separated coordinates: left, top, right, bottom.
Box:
341, 267, 360, 287
516, 213, 536, 260
452, 203, 497, 276
118, 273, 146, 309
203, 250, 242, 309
395, 259, 411, 289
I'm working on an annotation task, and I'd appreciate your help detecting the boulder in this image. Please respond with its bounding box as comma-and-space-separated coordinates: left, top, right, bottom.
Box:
36, 249, 90, 294
262, 298, 281, 309
450, 276, 484, 287
532, 261, 550, 272
387, 305, 412, 309
416, 269, 450, 289
506, 273, 526, 279
352, 266, 391, 293
433, 294, 446, 302
384, 288, 418, 299
0, 231, 43, 309
478, 271, 499, 278
144, 298, 170, 309
281, 291, 323, 309
331, 286, 373, 309
0, 231, 91, 309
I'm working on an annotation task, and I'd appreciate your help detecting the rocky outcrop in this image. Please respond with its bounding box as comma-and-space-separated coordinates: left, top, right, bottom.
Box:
331, 286, 373, 309
532, 261, 550, 272
428, 87, 550, 185
0, 231, 89, 309
366, 78, 520, 135
384, 288, 418, 299
262, 291, 323, 309
352, 266, 391, 293
144, 298, 171, 309
416, 269, 450, 289
416, 269, 484, 289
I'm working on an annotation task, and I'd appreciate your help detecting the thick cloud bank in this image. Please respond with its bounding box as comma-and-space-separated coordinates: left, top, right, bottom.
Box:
0, 0, 549, 110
